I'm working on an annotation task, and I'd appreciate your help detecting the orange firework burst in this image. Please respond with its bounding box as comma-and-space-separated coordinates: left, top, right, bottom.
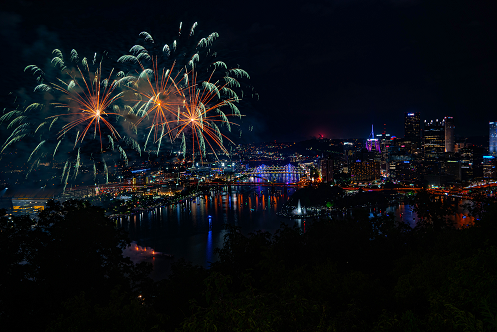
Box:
49, 60, 123, 150
126, 57, 186, 143
163, 67, 242, 161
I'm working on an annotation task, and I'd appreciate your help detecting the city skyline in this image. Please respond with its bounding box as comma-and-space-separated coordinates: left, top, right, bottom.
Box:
0, 0, 496, 143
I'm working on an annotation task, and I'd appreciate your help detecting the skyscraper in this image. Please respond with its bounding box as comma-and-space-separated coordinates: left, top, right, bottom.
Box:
366, 124, 380, 152
490, 122, 497, 156
320, 158, 334, 183
404, 112, 421, 139
424, 119, 445, 158
444, 116, 455, 153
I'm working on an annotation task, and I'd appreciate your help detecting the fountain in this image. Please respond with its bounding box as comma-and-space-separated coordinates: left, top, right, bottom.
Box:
293, 199, 306, 216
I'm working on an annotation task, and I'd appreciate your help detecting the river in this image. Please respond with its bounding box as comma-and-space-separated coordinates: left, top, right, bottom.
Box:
120, 181, 474, 280
386, 199, 475, 228
120, 184, 306, 279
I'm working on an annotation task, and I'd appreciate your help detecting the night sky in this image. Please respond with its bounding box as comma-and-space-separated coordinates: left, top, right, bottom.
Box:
1, 0, 496, 143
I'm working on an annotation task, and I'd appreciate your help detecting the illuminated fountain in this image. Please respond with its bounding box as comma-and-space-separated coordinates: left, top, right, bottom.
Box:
293, 199, 306, 216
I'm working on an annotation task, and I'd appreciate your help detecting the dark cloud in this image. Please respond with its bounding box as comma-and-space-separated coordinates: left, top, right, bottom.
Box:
0, 11, 22, 39
21, 26, 60, 62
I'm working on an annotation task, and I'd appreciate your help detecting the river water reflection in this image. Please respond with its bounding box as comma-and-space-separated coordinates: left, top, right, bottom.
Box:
386, 199, 474, 228
120, 185, 304, 276
120, 182, 475, 279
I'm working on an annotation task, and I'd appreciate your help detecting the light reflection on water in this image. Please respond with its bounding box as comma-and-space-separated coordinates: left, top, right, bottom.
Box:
120, 182, 300, 277
120, 169, 476, 280
386, 199, 474, 228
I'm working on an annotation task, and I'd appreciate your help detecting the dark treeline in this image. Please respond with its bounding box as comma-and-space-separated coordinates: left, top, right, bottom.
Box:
2, 193, 497, 331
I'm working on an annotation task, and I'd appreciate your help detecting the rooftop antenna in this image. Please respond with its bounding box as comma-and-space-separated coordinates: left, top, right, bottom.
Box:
369, 124, 375, 139
366, 124, 381, 152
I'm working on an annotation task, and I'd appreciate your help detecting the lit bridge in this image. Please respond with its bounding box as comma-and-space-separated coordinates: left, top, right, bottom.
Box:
217, 164, 306, 186
212, 164, 307, 187
242, 164, 307, 176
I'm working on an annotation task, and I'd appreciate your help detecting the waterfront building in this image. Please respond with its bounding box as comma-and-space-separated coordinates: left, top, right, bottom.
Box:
5, 187, 61, 216
444, 116, 455, 153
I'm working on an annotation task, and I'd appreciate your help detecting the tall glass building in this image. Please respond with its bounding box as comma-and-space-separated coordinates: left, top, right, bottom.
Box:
444, 116, 455, 153
490, 122, 497, 156
404, 112, 421, 139
424, 119, 445, 158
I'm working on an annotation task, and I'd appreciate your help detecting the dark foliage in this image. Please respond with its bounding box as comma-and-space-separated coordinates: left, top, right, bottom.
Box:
0, 200, 154, 331
3, 191, 497, 331
173, 192, 497, 331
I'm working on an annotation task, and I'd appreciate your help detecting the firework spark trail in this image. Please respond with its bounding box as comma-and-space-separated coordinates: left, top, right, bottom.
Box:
1, 22, 253, 187
118, 55, 186, 144
159, 66, 245, 162
119, 23, 250, 162
1, 49, 143, 188
48, 59, 124, 151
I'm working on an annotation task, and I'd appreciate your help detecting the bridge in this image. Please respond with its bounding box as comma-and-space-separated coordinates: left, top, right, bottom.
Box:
215, 164, 306, 186
243, 164, 307, 176
205, 181, 300, 187
340, 186, 480, 201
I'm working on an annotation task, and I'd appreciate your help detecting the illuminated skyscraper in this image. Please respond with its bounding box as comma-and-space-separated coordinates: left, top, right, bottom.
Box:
444, 116, 455, 153
366, 125, 380, 152
490, 122, 497, 156
320, 158, 334, 183
424, 119, 445, 158
350, 160, 381, 182
404, 112, 421, 139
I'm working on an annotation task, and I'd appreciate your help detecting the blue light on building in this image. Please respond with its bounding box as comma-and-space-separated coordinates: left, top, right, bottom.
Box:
490, 122, 497, 156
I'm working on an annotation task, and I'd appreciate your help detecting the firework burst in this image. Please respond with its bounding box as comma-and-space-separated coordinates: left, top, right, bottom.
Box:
164, 65, 246, 162
2, 49, 139, 188
118, 56, 185, 149
1, 22, 254, 188
119, 22, 251, 162
48, 52, 124, 151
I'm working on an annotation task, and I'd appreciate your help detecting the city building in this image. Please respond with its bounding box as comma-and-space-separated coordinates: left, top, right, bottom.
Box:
444, 160, 462, 181
458, 144, 484, 181
6, 187, 61, 216
482, 156, 497, 179
490, 122, 497, 156
423, 119, 445, 158
404, 112, 421, 140
444, 116, 455, 153
403, 113, 422, 155
389, 160, 417, 183
376, 132, 393, 176
366, 125, 381, 152
350, 159, 380, 182
454, 142, 467, 153
320, 158, 334, 183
